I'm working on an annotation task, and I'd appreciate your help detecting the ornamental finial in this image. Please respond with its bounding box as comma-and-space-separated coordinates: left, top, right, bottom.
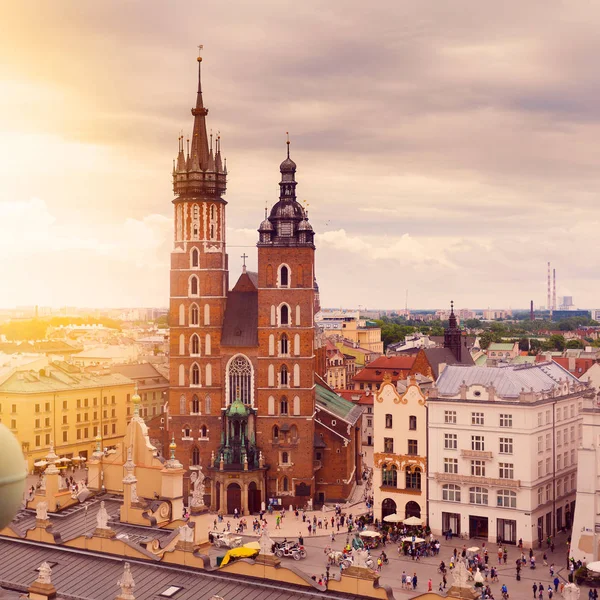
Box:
197, 44, 203, 62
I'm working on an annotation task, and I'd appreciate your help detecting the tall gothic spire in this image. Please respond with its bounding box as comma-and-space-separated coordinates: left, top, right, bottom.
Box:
190, 51, 210, 172
172, 50, 227, 198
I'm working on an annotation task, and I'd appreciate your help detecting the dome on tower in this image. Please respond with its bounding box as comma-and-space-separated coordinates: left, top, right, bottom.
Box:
279, 155, 297, 173
298, 216, 313, 231
258, 216, 274, 232
269, 198, 305, 221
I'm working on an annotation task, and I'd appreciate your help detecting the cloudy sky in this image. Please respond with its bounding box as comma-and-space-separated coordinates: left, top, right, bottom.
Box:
1, 1, 599, 311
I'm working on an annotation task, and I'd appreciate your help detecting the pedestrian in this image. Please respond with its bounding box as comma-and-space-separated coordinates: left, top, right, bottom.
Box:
443, 573, 447, 589
539, 588, 544, 600
308, 524, 312, 535
553, 576, 559, 592
550, 563, 555, 576
533, 582, 538, 598
299, 533, 304, 545
439, 582, 444, 592
331, 531, 335, 542
412, 573, 418, 590
428, 578, 432, 591
548, 586, 553, 599
401, 572, 406, 589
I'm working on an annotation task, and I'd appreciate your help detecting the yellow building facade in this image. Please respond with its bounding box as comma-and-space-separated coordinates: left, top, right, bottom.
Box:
0, 363, 134, 470
373, 375, 428, 523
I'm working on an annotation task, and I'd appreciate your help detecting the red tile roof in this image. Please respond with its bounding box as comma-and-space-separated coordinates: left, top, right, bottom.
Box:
552, 357, 596, 377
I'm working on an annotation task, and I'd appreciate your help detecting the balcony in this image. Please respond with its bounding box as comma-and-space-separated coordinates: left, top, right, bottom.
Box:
461, 449, 493, 460
434, 472, 520, 488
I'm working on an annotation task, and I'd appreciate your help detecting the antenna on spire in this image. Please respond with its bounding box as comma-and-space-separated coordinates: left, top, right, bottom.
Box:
286, 131, 290, 158
210, 129, 213, 151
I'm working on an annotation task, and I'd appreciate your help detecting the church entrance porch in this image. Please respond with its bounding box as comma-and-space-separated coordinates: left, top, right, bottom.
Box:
209, 468, 267, 516
227, 483, 241, 514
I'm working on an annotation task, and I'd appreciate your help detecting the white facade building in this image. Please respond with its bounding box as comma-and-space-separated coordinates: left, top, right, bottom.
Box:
428, 362, 587, 547
569, 390, 600, 561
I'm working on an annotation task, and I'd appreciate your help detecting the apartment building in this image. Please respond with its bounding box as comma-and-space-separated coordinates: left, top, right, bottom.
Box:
428, 362, 586, 547
0, 362, 134, 470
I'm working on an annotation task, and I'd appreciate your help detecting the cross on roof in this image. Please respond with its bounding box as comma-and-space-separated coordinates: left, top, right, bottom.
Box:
241, 253, 248, 267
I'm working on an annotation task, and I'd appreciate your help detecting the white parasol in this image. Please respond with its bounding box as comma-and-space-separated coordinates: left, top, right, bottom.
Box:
34, 460, 48, 467
586, 561, 600, 573
359, 531, 381, 538
403, 516, 423, 526
383, 513, 404, 523
401, 536, 425, 543
467, 546, 480, 553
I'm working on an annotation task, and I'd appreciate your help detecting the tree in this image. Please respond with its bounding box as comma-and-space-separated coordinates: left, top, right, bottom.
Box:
565, 339, 585, 349
548, 334, 566, 351
465, 319, 482, 329
518, 338, 530, 352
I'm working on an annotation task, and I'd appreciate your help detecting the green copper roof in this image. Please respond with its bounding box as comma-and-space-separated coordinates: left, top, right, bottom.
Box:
226, 398, 249, 417
316, 383, 363, 425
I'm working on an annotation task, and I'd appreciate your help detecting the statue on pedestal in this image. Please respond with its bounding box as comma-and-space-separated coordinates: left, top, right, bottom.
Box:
96, 501, 110, 529
117, 562, 135, 600
563, 583, 580, 600
190, 469, 205, 508
36, 562, 52, 585
36, 502, 48, 521
259, 529, 274, 556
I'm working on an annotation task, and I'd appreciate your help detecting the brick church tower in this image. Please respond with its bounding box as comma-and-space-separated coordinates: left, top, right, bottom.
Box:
256, 140, 317, 503
165, 54, 320, 512
168, 51, 228, 477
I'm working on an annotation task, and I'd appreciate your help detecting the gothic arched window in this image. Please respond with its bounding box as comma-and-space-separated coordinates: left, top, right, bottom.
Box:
190, 303, 199, 326
191, 447, 200, 466
280, 304, 289, 326
201, 425, 208, 438
192, 204, 199, 240
279, 265, 289, 287
280, 333, 289, 355
283, 476, 289, 491
179, 394, 186, 415
280, 396, 288, 415
190, 275, 199, 296
227, 355, 252, 405
191, 247, 199, 268
191, 364, 200, 386
190, 334, 200, 355
273, 425, 279, 440
205, 396, 211, 414
280, 365, 289, 387
191, 395, 200, 414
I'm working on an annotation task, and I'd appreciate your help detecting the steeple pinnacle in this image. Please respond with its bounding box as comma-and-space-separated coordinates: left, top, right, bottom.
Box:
172, 50, 227, 198
190, 51, 210, 171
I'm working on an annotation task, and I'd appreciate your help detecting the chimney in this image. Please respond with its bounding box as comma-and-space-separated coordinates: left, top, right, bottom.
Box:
530, 300, 534, 322
553, 268, 557, 313
547, 262, 551, 313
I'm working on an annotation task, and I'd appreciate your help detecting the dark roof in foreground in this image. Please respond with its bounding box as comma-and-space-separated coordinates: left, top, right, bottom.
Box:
0, 537, 373, 600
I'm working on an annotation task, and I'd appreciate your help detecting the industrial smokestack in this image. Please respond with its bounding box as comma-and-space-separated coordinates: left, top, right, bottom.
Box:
547, 262, 551, 312
553, 268, 556, 313
530, 300, 534, 321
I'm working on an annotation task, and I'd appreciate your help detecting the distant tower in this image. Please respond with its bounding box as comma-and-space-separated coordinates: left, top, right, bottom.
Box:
444, 301, 463, 362
547, 262, 551, 312
553, 269, 557, 314
530, 300, 534, 322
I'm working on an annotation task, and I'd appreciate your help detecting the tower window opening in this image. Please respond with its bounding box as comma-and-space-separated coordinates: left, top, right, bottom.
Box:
280, 304, 289, 326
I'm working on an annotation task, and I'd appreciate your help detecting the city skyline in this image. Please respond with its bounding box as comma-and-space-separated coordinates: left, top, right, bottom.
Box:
2, 1, 600, 309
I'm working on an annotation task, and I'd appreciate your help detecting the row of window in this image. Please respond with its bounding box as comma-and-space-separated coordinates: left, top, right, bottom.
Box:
178, 333, 212, 356
182, 425, 208, 438
444, 411, 512, 427
179, 395, 211, 415
537, 426, 581, 452
443, 458, 514, 479
537, 474, 577, 504
268, 333, 302, 356
443, 434, 513, 453
382, 465, 422, 490
178, 363, 213, 387
537, 450, 577, 475
442, 484, 516, 508
383, 438, 419, 455
33, 423, 118, 448
178, 303, 210, 327
385, 414, 417, 430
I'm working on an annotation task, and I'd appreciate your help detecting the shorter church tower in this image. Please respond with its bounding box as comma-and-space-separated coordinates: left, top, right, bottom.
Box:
256, 141, 317, 505
444, 301, 464, 362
